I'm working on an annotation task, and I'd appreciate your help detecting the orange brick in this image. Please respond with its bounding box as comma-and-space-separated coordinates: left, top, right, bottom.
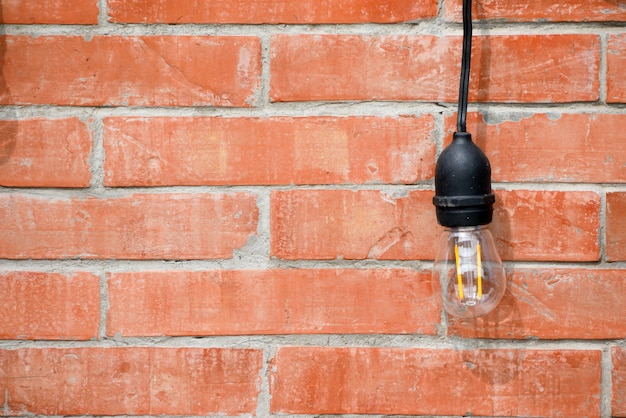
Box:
607, 192, 626, 261
444, 0, 626, 22
0, 118, 92, 187
0, 0, 99, 24
107, 269, 438, 336
270, 34, 599, 103
0, 193, 258, 259
103, 115, 435, 186
613, 347, 626, 416
1, 35, 261, 107
449, 268, 626, 339
0, 271, 99, 340
0, 347, 262, 415
270, 189, 600, 262
108, 0, 436, 23
444, 113, 626, 183
493, 190, 600, 261
608, 34, 626, 103
270, 347, 601, 416
270, 189, 438, 260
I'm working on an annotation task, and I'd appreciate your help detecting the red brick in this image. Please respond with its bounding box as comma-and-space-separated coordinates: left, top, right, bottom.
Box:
0, 347, 262, 415
270, 347, 601, 416
270, 189, 438, 260
0, 35, 261, 107
103, 115, 435, 186
444, 0, 626, 22
0, 271, 99, 340
613, 347, 626, 416
108, 0, 437, 23
607, 192, 626, 261
270, 34, 599, 103
107, 269, 438, 336
608, 34, 626, 103
449, 268, 626, 339
0, 0, 99, 24
493, 190, 600, 261
270, 189, 600, 262
0, 193, 258, 259
445, 113, 626, 183
0, 118, 92, 187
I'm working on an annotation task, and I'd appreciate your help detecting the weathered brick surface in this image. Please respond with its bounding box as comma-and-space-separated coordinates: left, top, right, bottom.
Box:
0, 193, 258, 259
449, 269, 626, 339
271, 189, 601, 261
271, 34, 599, 103
0, 272, 100, 340
0, 0, 99, 24
271, 189, 438, 260
0, 118, 92, 187
108, 0, 437, 23
607, 192, 626, 261
613, 346, 626, 417
103, 115, 435, 186
107, 269, 438, 336
270, 347, 601, 416
444, 0, 626, 22
608, 34, 626, 103
0, 36, 261, 107
445, 113, 626, 183
0, 347, 262, 415
493, 190, 600, 262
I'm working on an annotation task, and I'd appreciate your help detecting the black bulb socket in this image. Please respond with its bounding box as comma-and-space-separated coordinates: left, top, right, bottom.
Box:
433, 132, 495, 228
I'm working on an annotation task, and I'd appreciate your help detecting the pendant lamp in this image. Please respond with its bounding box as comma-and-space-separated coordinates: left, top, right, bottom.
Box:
432, 0, 506, 318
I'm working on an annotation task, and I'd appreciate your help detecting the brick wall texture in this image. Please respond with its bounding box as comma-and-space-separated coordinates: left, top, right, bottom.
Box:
0, 0, 625, 416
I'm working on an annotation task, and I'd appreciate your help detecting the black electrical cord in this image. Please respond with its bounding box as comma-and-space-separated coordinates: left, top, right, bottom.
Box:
457, 0, 472, 133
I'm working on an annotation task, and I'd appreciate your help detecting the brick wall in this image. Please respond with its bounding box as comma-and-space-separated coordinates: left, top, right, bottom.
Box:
0, 0, 625, 416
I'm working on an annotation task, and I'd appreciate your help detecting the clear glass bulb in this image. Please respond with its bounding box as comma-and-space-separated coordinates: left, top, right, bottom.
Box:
432, 225, 506, 318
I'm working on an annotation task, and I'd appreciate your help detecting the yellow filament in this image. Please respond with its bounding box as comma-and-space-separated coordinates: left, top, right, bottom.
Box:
477, 242, 483, 299
454, 244, 464, 300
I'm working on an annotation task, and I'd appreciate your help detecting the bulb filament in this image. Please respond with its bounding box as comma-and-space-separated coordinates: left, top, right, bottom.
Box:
476, 242, 483, 299
454, 241, 483, 302
454, 243, 464, 300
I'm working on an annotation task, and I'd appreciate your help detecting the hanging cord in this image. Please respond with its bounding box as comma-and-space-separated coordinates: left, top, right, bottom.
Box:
457, 0, 472, 133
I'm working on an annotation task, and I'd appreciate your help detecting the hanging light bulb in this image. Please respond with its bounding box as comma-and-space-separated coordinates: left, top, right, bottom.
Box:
431, 0, 506, 318
433, 225, 505, 318
432, 132, 506, 318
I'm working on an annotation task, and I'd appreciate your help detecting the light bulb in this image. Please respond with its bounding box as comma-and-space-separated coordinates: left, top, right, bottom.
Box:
432, 225, 505, 318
